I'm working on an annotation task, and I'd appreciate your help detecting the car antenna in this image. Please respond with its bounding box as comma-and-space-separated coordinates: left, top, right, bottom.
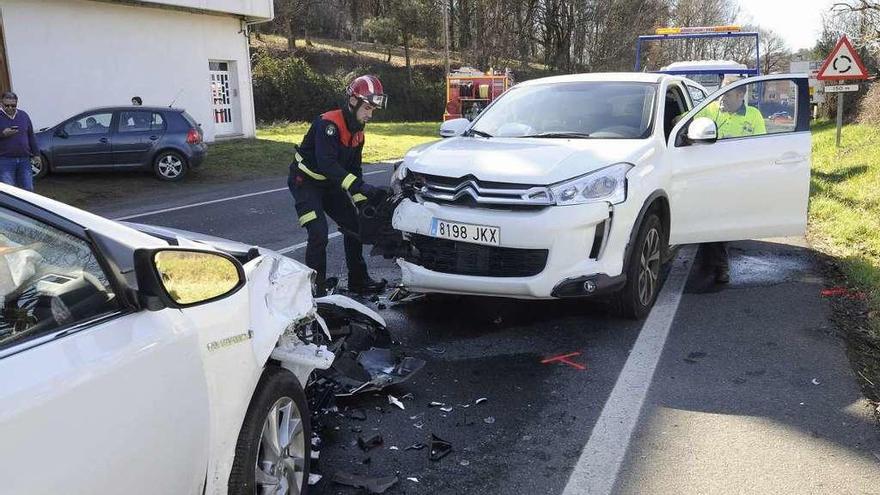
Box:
168, 88, 184, 108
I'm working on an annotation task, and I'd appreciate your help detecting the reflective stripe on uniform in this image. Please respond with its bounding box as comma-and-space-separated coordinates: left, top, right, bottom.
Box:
298, 163, 327, 180
341, 173, 357, 190
299, 211, 318, 226
352, 193, 368, 203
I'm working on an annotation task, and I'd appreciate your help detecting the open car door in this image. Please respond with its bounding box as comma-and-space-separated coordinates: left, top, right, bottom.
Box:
664, 74, 811, 245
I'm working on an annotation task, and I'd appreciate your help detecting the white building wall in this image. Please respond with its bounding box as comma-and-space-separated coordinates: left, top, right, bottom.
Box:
0, 0, 260, 141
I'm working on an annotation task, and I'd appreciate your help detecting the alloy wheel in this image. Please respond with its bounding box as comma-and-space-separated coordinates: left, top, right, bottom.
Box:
157, 154, 183, 179
254, 397, 306, 495
637, 227, 661, 306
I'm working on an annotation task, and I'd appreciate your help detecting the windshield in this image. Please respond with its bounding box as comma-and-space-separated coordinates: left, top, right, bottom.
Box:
470, 82, 656, 139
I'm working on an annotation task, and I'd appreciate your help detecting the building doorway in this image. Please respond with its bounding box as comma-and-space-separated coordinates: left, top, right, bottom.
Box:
209, 60, 240, 137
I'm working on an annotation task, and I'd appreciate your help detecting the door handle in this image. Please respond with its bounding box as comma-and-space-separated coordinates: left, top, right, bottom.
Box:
99, 137, 109, 144
774, 153, 805, 165
149, 135, 159, 141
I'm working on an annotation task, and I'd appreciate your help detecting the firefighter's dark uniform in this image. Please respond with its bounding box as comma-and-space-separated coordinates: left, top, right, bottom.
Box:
288, 108, 373, 289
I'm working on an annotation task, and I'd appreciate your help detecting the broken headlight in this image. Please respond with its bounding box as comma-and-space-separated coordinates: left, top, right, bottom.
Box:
549, 162, 633, 206
390, 161, 408, 195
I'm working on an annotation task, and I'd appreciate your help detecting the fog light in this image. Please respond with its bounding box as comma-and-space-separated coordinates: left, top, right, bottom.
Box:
583, 280, 597, 293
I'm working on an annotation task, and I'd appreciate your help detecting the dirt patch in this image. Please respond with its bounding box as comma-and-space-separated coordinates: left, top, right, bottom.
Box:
816, 251, 880, 421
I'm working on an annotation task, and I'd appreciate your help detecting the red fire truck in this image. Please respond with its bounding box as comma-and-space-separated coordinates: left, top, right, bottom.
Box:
443, 67, 512, 121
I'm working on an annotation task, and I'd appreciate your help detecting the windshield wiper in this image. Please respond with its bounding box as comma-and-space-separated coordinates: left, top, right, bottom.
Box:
467, 129, 493, 138
519, 132, 591, 139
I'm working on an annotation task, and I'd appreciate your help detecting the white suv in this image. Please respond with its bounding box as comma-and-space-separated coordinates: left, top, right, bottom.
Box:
391, 73, 810, 317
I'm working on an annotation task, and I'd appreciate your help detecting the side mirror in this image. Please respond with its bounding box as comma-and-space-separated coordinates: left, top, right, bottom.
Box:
439, 118, 470, 138
686, 117, 718, 144
133, 248, 245, 310
55, 128, 69, 138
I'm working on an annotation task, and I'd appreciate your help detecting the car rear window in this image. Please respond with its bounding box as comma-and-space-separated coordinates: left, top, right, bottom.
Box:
181, 112, 200, 128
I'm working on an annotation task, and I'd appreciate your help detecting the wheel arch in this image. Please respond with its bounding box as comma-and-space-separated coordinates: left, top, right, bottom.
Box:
623, 190, 670, 272
152, 147, 189, 166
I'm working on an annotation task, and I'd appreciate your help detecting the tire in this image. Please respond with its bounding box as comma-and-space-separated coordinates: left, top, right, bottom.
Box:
32, 154, 49, 180
228, 367, 311, 495
614, 212, 665, 320
153, 150, 187, 181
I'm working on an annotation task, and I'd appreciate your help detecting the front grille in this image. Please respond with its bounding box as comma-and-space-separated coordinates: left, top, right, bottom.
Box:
409, 234, 548, 277
411, 173, 553, 209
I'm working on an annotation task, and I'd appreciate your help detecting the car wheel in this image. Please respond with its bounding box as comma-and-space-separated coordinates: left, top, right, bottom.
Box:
32, 155, 49, 180
153, 151, 187, 181
228, 368, 311, 495
614, 212, 665, 320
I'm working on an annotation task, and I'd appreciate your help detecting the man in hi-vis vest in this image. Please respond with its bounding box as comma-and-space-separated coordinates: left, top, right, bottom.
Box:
289, 75, 388, 295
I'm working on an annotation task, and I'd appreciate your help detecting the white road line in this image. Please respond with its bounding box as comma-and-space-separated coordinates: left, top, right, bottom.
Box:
112, 168, 390, 221
112, 187, 288, 220
277, 232, 342, 254
561, 245, 697, 495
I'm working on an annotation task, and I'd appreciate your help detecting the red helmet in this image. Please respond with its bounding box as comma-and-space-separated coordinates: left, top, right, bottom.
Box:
346, 75, 388, 109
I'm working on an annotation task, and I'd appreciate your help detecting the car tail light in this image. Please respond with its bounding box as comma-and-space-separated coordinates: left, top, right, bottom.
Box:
186, 128, 201, 144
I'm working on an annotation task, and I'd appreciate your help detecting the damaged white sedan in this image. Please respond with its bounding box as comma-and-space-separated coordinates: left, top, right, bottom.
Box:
0, 183, 415, 495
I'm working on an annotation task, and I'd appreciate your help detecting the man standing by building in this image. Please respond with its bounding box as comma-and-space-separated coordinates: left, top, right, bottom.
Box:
0, 92, 40, 191
289, 75, 388, 296
697, 75, 766, 283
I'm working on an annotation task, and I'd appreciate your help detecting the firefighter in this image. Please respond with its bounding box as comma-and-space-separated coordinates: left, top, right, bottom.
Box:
289, 75, 389, 295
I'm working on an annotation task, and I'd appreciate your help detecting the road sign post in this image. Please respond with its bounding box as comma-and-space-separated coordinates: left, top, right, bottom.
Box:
816, 35, 869, 147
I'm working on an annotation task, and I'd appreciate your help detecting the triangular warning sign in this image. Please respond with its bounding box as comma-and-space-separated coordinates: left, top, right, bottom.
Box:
817, 35, 869, 81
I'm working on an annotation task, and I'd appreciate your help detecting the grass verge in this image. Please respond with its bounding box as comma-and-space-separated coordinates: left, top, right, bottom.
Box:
35, 122, 438, 208
808, 120, 880, 400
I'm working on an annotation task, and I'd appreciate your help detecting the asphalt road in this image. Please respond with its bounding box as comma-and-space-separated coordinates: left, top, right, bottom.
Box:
92, 166, 880, 494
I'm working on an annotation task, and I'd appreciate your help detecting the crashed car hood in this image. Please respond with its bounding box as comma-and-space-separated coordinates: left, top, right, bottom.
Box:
404, 137, 652, 185
123, 222, 260, 261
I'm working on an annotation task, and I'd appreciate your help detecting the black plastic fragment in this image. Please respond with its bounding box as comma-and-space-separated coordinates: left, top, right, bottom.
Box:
430, 434, 452, 461
358, 433, 384, 451
331, 471, 399, 494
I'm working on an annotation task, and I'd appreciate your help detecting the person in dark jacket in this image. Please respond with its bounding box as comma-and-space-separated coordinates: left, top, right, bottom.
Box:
289, 75, 388, 295
0, 92, 40, 191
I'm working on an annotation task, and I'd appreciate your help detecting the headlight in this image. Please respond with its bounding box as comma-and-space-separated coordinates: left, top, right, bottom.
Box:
550, 163, 633, 206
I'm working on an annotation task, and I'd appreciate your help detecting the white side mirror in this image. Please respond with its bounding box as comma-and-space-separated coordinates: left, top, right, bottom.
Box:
439, 118, 470, 138
687, 117, 718, 143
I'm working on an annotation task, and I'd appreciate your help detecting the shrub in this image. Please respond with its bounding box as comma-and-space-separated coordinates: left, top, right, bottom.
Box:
857, 81, 880, 126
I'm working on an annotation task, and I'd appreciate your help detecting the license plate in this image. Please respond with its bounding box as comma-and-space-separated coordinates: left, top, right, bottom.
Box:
430, 218, 500, 246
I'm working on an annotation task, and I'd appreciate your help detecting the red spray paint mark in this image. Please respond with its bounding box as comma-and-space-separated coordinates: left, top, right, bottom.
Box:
541, 352, 587, 370
821, 287, 867, 300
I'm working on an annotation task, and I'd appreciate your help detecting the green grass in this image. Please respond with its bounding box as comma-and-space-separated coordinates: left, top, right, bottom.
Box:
809, 120, 880, 332
257, 121, 439, 164
36, 121, 438, 208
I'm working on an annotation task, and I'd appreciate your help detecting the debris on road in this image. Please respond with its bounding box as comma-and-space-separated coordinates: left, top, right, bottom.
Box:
347, 408, 367, 421
426, 345, 447, 354
812, 378, 821, 385
405, 442, 427, 451
401, 393, 415, 401
460, 460, 470, 466
430, 434, 453, 461
429, 401, 446, 407
474, 397, 488, 405
388, 394, 406, 410
407, 477, 420, 483
541, 352, 587, 370
331, 471, 399, 494
483, 416, 496, 424
388, 286, 426, 304
413, 421, 425, 429
440, 406, 454, 413
358, 433, 384, 451
308, 474, 323, 486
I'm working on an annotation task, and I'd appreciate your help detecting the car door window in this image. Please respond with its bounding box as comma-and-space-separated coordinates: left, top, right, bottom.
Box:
119, 111, 165, 133
695, 79, 798, 140
0, 208, 121, 350
65, 112, 113, 136
664, 85, 688, 139
686, 84, 707, 105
